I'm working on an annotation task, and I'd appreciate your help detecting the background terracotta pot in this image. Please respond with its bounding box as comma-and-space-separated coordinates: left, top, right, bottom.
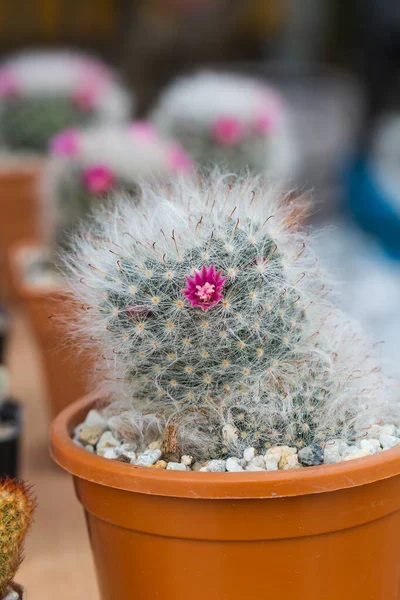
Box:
0, 162, 44, 301
10, 242, 94, 418
51, 395, 400, 600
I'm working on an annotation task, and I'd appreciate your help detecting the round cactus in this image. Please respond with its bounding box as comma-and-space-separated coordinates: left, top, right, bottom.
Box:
0, 479, 36, 597
43, 122, 193, 253
64, 172, 399, 459
0, 51, 131, 153
152, 71, 296, 179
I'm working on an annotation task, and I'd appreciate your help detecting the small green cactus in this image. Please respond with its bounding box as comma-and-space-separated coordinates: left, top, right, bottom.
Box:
1, 96, 96, 154
152, 71, 296, 179
0, 479, 35, 597
0, 51, 131, 153
43, 122, 193, 254
64, 172, 399, 460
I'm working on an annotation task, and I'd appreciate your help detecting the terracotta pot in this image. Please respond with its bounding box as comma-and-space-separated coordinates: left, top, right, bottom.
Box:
10, 242, 94, 418
51, 395, 400, 600
0, 162, 44, 301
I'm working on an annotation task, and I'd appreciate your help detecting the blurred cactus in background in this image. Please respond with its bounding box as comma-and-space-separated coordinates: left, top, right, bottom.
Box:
43, 122, 193, 254
0, 51, 132, 154
152, 71, 296, 179
0, 479, 35, 598
63, 172, 399, 460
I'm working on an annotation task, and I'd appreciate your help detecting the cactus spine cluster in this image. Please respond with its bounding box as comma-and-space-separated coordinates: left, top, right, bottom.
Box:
64, 172, 398, 460
0, 479, 35, 597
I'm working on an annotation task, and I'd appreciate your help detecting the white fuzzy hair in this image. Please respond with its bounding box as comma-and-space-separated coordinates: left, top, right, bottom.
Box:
153, 71, 281, 124
152, 70, 297, 180
62, 171, 400, 457
0, 50, 132, 121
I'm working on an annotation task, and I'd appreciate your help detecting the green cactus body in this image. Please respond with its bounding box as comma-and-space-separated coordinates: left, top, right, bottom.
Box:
0, 96, 96, 153
103, 221, 315, 454
0, 51, 131, 155
169, 119, 276, 175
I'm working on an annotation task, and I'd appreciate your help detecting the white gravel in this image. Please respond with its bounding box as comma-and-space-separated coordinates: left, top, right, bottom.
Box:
73, 417, 400, 472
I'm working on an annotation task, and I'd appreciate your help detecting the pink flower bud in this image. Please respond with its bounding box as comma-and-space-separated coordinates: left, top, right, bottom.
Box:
254, 111, 277, 135
129, 121, 157, 141
0, 70, 20, 99
211, 116, 244, 146
168, 145, 194, 173
82, 164, 115, 195
72, 84, 99, 111
49, 129, 80, 156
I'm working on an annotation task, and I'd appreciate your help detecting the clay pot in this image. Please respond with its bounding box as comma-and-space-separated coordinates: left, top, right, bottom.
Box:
22, 288, 92, 418
51, 394, 400, 600
10, 242, 93, 418
0, 162, 44, 301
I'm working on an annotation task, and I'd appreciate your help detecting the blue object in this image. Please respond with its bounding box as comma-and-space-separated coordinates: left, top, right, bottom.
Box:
347, 158, 400, 259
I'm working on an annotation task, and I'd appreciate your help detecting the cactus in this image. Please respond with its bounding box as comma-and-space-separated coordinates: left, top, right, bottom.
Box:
0, 479, 35, 597
64, 172, 400, 460
43, 122, 193, 253
0, 51, 131, 153
152, 71, 296, 179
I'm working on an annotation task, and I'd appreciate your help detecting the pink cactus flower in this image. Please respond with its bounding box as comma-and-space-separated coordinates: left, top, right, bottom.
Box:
182, 264, 227, 311
255, 89, 282, 134
82, 164, 115, 195
211, 116, 244, 146
129, 121, 157, 141
0, 70, 20, 98
73, 61, 110, 110
168, 144, 194, 173
49, 129, 80, 156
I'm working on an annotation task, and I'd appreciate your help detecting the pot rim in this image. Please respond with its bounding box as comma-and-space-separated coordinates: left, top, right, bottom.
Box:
51, 394, 400, 500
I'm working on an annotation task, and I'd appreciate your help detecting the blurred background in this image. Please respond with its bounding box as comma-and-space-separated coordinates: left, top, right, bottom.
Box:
1, 1, 400, 598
